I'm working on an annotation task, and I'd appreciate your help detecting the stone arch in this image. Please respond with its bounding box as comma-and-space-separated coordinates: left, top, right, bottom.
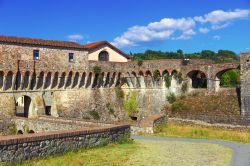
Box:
17, 130, 23, 134
138, 71, 145, 88
44, 72, 52, 89
15, 95, 33, 118
65, 71, 73, 88
115, 72, 122, 87
145, 70, 153, 88
28, 130, 35, 134
85, 72, 93, 88
51, 72, 59, 89
79, 72, 86, 88
23, 71, 30, 90
36, 72, 44, 90
104, 72, 110, 87
0, 71, 4, 90
5, 71, 13, 90
214, 68, 240, 91
58, 72, 66, 89
187, 70, 207, 88
72, 72, 80, 88
97, 72, 105, 88
131, 71, 138, 88
162, 70, 169, 76
30, 72, 37, 90
15, 71, 22, 90
109, 72, 117, 87
171, 70, 178, 76
98, 51, 109, 61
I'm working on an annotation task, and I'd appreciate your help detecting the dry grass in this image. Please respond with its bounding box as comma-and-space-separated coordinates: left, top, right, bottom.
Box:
154, 122, 250, 144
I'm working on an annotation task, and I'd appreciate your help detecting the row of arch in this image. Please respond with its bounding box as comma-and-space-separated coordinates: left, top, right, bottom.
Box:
0, 68, 238, 91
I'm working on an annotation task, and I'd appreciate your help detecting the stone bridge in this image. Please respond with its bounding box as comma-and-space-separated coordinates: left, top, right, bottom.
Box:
0, 59, 240, 92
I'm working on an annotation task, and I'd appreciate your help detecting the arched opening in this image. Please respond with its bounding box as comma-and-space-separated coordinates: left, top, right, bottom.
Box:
162, 70, 171, 88
104, 72, 110, 87
145, 70, 153, 88
79, 72, 86, 88
98, 51, 109, 61
36, 72, 44, 90
28, 130, 35, 134
15, 71, 22, 90
138, 71, 145, 88
58, 72, 66, 89
30, 72, 37, 90
65, 71, 73, 88
109, 72, 116, 87
0, 71, 4, 90
44, 72, 52, 89
5, 71, 13, 90
131, 72, 138, 88
15, 95, 32, 118
115, 72, 122, 87
85, 72, 93, 88
51, 72, 59, 89
216, 68, 240, 90
17, 130, 23, 134
187, 70, 207, 88
23, 71, 30, 90
72, 72, 79, 88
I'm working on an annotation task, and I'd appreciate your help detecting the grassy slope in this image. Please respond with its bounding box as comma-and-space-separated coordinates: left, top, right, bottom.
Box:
154, 122, 250, 144
167, 91, 240, 118
7, 140, 232, 166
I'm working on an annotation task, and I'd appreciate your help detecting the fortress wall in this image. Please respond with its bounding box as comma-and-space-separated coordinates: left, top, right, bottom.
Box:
241, 52, 250, 115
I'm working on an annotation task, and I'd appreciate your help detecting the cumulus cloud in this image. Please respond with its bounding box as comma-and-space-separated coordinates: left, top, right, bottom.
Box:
67, 34, 84, 41
199, 28, 210, 33
112, 9, 250, 48
213, 35, 221, 40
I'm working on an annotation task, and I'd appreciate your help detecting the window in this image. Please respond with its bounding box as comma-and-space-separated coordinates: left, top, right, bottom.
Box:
69, 53, 74, 62
33, 50, 40, 60
98, 51, 109, 61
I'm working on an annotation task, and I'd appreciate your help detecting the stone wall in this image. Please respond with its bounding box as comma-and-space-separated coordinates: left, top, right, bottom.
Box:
241, 52, 250, 115
0, 124, 130, 162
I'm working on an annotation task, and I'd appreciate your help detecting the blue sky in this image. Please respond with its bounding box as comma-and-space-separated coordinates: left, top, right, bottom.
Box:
0, 0, 249, 54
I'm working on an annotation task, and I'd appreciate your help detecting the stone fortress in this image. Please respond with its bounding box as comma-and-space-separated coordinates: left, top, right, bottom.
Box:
0, 35, 249, 161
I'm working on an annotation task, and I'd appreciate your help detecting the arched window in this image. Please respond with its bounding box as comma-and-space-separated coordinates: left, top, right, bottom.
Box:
98, 51, 109, 61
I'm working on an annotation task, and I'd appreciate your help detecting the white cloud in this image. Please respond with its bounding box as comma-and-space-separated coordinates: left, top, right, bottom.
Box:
246, 47, 250, 50
199, 28, 209, 33
67, 34, 84, 41
112, 9, 250, 48
194, 9, 250, 24
213, 35, 221, 40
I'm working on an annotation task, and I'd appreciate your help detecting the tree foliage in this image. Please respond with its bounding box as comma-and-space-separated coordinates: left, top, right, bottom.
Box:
220, 69, 240, 87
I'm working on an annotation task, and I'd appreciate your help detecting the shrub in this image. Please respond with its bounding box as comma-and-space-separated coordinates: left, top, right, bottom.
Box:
171, 101, 187, 113
89, 110, 100, 120
164, 74, 172, 88
124, 92, 138, 116
181, 82, 188, 94
115, 87, 124, 99
106, 103, 116, 117
153, 70, 161, 81
137, 59, 143, 67
166, 93, 176, 104
173, 72, 183, 84
93, 66, 101, 75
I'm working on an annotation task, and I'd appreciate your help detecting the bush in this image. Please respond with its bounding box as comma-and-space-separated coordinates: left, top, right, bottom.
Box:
153, 70, 161, 81
166, 93, 176, 104
93, 66, 101, 75
181, 82, 188, 94
137, 59, 143, 67
124, 92, 138, 116
115, 87, 124, 99
171, 101, 187, 113
173, 72, 183, 84
164, 74, 172, 88
89, 110, 100, 120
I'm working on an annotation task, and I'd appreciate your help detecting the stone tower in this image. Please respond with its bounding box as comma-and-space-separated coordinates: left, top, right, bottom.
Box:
241, 52, 250, 115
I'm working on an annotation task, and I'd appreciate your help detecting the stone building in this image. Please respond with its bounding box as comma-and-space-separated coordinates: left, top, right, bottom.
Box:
241, 52, 250, 115
0, 35, 243, 122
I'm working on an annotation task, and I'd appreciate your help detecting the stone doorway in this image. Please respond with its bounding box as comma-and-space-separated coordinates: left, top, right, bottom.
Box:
16, 96, 32, 117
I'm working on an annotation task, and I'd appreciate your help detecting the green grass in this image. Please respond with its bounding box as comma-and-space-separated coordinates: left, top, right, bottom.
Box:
7, 140, 232, 166
154, 121, 250, 144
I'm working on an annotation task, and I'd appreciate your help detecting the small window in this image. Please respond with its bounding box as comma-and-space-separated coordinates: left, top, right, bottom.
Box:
33, 50, 40, 60
69, 53, 74, 62
98, 51, 109, 61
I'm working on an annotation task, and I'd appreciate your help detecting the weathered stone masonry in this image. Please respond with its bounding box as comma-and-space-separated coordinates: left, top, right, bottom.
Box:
0, 124, 130, 162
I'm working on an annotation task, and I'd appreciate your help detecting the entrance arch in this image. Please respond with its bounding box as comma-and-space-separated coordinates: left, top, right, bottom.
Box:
187, 70, 207, 89
15, 95, 33, 118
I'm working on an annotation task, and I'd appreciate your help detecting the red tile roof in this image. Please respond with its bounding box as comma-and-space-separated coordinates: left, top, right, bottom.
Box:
0, 36, 83, 49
